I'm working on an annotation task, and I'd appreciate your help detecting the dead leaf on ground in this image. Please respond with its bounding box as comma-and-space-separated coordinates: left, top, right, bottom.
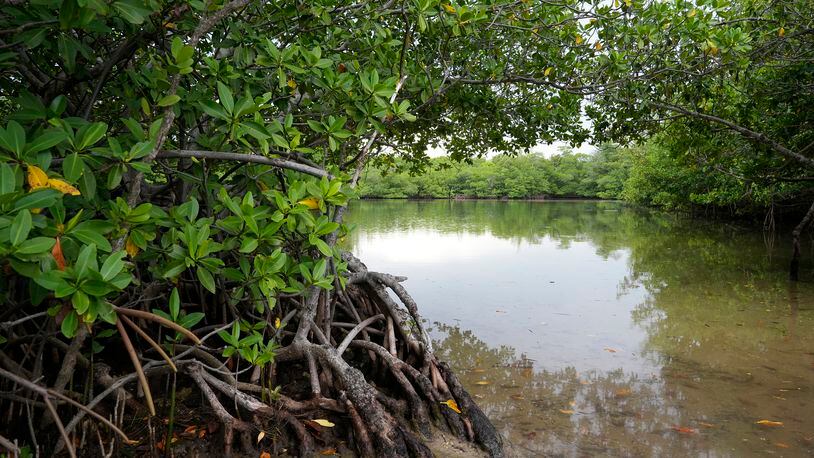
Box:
320, 448, 338, 455
257, 431, 266, 443
615, 388, 631, 398
756, 419, 783, 427
559, 409, 574, 415
474, 380, 491, 386
510, 394, 525, 401
774, 442, 790, 449
671, 425, 698, 434
311, 419, 335, 427
603, 347, 618, 353
260, 452, 271, 458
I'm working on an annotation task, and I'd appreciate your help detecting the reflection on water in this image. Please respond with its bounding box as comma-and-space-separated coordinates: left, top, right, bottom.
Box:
345, 200, 814, 457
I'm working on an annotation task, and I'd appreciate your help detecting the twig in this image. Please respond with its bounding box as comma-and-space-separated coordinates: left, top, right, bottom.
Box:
120, 315, 177, 372
115, 319, 156, 416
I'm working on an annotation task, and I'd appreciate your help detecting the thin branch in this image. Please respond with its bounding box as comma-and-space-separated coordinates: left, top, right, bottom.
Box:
157, 150, 330, 178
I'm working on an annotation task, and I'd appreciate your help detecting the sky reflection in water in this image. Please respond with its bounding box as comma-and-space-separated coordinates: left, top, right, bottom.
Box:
345, 200, 814, 457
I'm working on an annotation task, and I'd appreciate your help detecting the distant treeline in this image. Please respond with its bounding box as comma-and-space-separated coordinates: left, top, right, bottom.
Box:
359, 145, 631, 200
360, 141, 811, 220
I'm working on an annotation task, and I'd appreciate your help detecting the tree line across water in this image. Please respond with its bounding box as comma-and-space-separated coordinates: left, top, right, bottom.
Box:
360, 140, 810, 217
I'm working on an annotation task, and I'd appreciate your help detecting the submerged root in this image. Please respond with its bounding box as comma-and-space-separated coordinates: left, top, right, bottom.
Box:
0, 254, 502, 457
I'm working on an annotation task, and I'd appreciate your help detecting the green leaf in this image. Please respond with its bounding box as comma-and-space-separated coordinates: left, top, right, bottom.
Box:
70, 222, 112, 252
27, 130, 67, 154
113, 0, 152, 24
0, 163, 15, 194
14, 189, 61, 210
16, 237, 56, 254
196, 267, 216, 294
239, 237, 258, 253
217, 82, 234, 114
76, 122, 107, 150
200, 101, 230, 121
63, 152, 84, 182
4, 121, 26, 155
158, 94, 181, 107
75, 244, 98, 279
169, 287, 180, 321
100, 251, 126, 281
72, 290, 90, 314
61, 311, 79, 338
10, 210, 32, 246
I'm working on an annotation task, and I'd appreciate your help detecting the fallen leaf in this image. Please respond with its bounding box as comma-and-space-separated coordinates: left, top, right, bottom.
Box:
559, 409, 574, 414
774, 442, 789, 449
614, 388, 631, 398
604, 347, 618, 353
183, 425, 197, 434
474, 380, 491, 386
198, 429, 206, 439
440, 399, 461, 414
698, 422, 716, 428
311, 419, 335, 427
755, 420, 783, 427
257, 431, 265, 443
510, 394, 525, 401
671, 425, 697, 434
320, 448, 338, 455
260, 452, 271, 458
471, 368, 486, 373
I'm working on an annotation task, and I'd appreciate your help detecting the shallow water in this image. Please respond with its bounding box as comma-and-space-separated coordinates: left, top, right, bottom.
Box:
345, 200, 814, 457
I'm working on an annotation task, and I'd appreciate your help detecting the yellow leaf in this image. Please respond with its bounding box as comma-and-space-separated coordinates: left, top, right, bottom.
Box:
575, 35, 583, 45
559, 409, 574, 414
125, 237, 140, 258
47, 178, 81, 196
440, 399, 461, 414
594, 42, 603, 50
287, 79, 297, 89
778, 27, 785, 37
474, 380, 491, 385
27, 164, 49, 190
298, 197, 320, 209
312, 419, 335, 427
164, 21, 176, 29
274, 317, 281, 329
442, 3, 456, 13
687, 9, 696, 18
319, 448, 338, 455
624, 0, 632, 6
755, 420, 783, 427
544, 67, 553, 77
257, 431, 265, 443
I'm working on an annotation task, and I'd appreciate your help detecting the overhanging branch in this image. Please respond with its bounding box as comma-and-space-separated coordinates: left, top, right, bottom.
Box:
157, 150, 330, 178
652, 101, 814, 169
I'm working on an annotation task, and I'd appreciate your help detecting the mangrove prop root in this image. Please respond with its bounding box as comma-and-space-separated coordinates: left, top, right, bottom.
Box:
0, 255, 503, 457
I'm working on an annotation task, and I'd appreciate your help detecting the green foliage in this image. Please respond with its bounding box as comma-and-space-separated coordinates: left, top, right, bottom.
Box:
359, 146, 631, 200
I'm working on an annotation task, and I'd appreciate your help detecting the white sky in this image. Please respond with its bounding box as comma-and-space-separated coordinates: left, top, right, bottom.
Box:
426, 140, 597, 158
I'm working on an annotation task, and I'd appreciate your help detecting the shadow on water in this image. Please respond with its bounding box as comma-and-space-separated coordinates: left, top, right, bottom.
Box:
345, 200, 814, 457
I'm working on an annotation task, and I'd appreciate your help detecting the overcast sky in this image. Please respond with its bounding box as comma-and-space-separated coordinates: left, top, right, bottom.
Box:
426, 140, 597, 159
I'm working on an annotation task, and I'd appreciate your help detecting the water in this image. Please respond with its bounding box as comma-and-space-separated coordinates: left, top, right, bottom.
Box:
344, 200, 814, 457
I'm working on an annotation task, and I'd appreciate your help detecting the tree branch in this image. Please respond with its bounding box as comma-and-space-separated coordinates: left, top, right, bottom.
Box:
157, 150, 330, 178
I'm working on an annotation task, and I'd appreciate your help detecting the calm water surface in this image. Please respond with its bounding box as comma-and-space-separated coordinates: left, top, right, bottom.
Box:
345, 200, 814, 457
